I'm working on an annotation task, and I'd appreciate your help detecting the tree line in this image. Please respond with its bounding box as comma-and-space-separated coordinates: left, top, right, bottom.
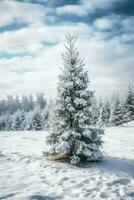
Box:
97, 85, 134, 126
0, 86, 134, 131
0, 93, 51, 131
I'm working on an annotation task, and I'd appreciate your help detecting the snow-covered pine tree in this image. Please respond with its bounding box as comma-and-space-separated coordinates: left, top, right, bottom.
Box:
123, 85, 134, 122
42, 104, 52, 129
98, 105, 105, 127
89, 95, 99, 126
12, 111, 22, 130
45, 34, 104, 165
25, 112, 33, 130
19, 110, 26, 130
36, 93, 47, 110
110, 95, 123, 126
105, 101, 111, 126
5, 114, 13, 131
0, 115, 7, 130
98, 101, 111, 127
32, 110, 44, 131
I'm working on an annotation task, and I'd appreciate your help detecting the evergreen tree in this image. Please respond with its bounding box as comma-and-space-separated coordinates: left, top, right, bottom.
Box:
12, 111, 22, 130
36, 93, 47, 110
45, 35, 104, 164
98, 101, 111, 127
89, 95, 99, 126
42, 108, 50, 129
25, 112, 33, 130
32, 110, 44, 131
110, 96, 123, 126
0, 115, 7, 130
19, 110, 27, 130
105, 101, 111, 125
5, 114, 13, 131
124, 85, 134, 122
98, 105, 106, 127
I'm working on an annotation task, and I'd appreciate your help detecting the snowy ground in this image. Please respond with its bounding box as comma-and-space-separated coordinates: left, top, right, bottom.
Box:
0, 123, 134, 200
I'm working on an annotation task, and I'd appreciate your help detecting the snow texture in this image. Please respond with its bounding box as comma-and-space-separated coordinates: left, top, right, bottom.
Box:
0, 122, 134, 200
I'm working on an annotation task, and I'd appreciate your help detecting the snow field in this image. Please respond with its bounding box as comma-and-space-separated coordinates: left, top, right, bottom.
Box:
0, 125, 134, 200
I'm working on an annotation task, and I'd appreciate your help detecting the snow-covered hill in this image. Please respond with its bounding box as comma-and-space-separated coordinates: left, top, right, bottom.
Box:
0, 126, 134, 200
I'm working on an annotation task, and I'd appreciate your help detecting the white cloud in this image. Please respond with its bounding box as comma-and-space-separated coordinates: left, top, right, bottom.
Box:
78, 35, 134, 98
0, 44, 62, 98
56, 4, 88, 16
56, 0, 124, 16
93, 18, 113, 30
0, 22, 90, 54
0, 0, 45, 27
81, 0, 121, 10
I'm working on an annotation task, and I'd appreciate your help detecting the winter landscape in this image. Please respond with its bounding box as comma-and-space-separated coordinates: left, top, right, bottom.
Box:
0, 0, 134, 200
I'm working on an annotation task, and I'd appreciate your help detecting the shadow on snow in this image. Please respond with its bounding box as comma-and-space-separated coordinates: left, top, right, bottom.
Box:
78, 156, 134, 178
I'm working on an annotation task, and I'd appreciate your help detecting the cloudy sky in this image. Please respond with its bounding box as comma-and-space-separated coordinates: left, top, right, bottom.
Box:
0, 0, 134, 99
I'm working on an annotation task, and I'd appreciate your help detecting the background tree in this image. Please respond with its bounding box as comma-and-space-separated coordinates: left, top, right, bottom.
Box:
12, 111, 22, 131
36, 93, 47, 110
110, 95, 123, 126
98, 101, 111, 127
32, 109, 44, 131
0, 94, 48, 131
123, 85, 134, 122
89, 95, 99, 126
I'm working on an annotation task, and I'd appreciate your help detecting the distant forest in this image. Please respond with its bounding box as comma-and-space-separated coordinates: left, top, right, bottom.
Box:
0, 85, 134, 131
0, 93, 52, 131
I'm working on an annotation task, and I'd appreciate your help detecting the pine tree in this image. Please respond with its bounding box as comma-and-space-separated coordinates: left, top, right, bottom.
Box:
45, 35, 104, 164
12, 111, 22, 130
19, 110, 26, 130
0, 115, 7, 130
98, 105, 106, 127
124, 85, 134, 122
110, 95, 123, 126
32, 110, 44, 131
89, 95, 99, 126
105, 101, 111, 125
98, 101, 111, 127
5, 114, 13, 131
25, 112, 33, 130
36, 93, 47, 110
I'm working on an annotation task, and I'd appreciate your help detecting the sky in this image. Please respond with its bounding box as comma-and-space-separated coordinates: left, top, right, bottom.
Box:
0, 0, 134, 99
